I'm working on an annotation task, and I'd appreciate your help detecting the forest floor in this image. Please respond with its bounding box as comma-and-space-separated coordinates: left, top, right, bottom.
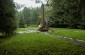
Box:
0, 27, 85, 55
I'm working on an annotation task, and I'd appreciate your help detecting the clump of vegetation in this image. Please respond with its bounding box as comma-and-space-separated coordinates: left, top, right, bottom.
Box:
49, 0, 85, 29
0, 0, 17, 36
16, 7, 40, 28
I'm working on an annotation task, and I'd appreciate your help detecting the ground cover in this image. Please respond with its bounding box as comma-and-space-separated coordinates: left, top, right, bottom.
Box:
50, 28, 85, 40
0, 33, 85, 55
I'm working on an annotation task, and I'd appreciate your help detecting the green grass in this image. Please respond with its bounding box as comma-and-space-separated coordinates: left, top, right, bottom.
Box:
0, 33, 85, 55
50, 28, 85, 40
17, 26, 38, 31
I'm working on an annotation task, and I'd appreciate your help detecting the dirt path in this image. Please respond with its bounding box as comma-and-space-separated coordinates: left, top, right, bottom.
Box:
17, 30, 40, 34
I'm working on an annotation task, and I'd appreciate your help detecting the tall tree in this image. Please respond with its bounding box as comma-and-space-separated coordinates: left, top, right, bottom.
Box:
29, 8, 40, 25
0, 0, 17, 35
78, 0, 85, 29
16, 7, 40, 27
22, 7, 30, 26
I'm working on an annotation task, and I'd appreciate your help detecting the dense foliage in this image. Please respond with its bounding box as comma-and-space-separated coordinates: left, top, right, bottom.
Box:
16, 7, 40, 28
49, 0, 85, 29
0, 0, 17, 35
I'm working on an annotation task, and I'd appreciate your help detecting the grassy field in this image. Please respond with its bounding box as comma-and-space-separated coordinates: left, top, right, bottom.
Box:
0, 33, 85, 55
50, 28, 85, 40
16, 26, 38, 31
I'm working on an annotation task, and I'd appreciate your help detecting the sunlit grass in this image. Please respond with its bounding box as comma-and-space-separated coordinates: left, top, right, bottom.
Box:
0, 33, 85, 55
50, 28, 85, 40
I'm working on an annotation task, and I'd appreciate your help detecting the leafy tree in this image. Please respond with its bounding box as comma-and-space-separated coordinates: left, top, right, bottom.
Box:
50, 0, 85, 29
22, 7, 30, 26
78, 0, 85, 29
0, 0, 17, 35
16, 7, 40, 27
22, 7, 40, 26
29, 8, 40, 25
18, 12, 26, 28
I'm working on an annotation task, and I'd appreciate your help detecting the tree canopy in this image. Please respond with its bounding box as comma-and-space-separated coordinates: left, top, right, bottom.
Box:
48, 0, 85, 29
16, 7, 40, 28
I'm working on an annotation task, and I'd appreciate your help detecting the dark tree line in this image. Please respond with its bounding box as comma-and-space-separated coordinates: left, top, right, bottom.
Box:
48, 0, 85, 29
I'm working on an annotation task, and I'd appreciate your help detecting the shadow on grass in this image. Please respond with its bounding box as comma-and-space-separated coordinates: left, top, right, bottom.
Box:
0, 35, 13, 43
0, 35, 13, 40
0, 33, 16, 39
0, 35, 7, 39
